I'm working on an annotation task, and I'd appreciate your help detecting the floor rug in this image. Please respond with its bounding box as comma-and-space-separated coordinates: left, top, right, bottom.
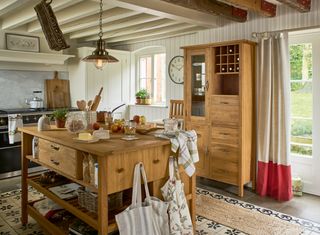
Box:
196, 188, 320, 235
0, 187, 320, 234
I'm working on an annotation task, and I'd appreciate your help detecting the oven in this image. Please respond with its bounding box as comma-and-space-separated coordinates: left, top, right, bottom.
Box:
0, 110, 50, 179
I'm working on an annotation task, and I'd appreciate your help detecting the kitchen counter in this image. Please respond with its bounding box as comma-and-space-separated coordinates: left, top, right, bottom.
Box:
19, 126, 196, 234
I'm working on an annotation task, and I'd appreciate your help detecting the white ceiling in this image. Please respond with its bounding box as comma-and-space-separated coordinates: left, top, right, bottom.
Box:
0, 0, 308, 46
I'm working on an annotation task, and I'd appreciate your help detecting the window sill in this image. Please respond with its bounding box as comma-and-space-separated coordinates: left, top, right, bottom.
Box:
128, 104, 168, 108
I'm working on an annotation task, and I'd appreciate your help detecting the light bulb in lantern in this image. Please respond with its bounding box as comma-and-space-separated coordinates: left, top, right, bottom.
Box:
95, 59, 105, 70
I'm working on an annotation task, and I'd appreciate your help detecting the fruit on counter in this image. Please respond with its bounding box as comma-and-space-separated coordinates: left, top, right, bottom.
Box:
111, 119, 125, 133
133, 115, 140, 124
92, 122, 100, 130
140, 116, 146, 125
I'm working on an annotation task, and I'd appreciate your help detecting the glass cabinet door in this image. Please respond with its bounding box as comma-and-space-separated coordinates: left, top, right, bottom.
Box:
191, 54, 206, 117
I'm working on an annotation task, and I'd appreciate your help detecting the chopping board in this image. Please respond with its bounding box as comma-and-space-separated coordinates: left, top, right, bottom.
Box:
46, 71, 71, 109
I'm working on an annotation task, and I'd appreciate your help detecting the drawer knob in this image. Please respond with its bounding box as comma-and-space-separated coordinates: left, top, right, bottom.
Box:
50, 159, 60, 165
117, 168, 124, 173
153, 159, 160, 164
51, 145, 60, 151
220, 132, 230, 136
220, 102, 229, 104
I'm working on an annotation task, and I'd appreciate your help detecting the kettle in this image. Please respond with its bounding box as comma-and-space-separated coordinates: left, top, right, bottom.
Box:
25, 91, 44, 109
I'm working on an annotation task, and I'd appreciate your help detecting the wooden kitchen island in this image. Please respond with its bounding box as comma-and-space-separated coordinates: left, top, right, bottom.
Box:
19, 126, 196, 235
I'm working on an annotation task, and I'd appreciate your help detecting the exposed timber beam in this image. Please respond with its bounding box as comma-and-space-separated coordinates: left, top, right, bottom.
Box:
84, 18, 179, 41
220, 0, 277, 17
109, 26, 203, 46
276, 0, 311, 12
160, 0, 247, 22
70, 14, 161, 39
27, 1, 113, 33
104, 23, 194, 43
1, 0, 83, 30
0, 0, 28, 17
59, 8, 140, 34
104, 0, 223, 28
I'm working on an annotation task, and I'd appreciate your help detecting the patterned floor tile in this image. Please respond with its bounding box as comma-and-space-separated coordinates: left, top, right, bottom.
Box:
217, 227, 246, 235
0, 224, 18, 235
202, 220, 225, 234
0, 208, 20, 220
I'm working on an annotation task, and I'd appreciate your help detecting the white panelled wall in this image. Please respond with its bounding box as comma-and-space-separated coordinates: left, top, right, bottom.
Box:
114, 1, 320, 122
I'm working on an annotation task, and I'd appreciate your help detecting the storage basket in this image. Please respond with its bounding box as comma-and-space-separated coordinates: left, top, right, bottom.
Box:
77, 187, 123, 213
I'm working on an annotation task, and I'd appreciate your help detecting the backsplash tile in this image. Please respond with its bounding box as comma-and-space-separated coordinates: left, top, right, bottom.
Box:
0, 70, 68, 109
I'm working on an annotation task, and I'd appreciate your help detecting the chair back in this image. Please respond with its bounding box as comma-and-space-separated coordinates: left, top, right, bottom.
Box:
169, 100, 184, 119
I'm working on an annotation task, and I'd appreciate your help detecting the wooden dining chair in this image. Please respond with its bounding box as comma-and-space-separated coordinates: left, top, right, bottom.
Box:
169, 99, 184, 119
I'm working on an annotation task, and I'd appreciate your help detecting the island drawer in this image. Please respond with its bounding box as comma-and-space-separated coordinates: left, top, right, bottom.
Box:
38, 139, 83, 179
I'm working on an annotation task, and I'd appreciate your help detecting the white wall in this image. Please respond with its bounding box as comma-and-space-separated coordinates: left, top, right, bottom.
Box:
113, 1, 320, 104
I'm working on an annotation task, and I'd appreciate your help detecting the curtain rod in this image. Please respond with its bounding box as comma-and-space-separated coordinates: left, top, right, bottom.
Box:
252, 25, 320, 38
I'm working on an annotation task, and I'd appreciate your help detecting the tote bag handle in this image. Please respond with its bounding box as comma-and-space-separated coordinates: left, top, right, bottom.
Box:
169, 157, 181, 181
131, 162, 151, 207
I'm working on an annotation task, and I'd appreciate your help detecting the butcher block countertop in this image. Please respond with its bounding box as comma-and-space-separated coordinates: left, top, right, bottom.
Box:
19, 126, 170, 156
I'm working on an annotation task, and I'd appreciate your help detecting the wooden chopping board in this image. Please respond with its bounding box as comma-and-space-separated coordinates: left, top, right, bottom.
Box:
46, 71, 71, 109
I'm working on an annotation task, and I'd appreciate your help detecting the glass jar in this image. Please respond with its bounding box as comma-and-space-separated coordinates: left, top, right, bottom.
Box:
85, 111, 97, 130
65, 111, 87, 134
124, 120, 136, 137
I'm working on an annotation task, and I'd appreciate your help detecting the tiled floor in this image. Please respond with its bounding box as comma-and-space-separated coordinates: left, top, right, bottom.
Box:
197, 177, 320, 224
1, 176, 320, 234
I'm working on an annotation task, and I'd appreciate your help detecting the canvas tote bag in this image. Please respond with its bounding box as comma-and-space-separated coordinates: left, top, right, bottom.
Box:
115, 162, 169, 235
161, 157, 194, 235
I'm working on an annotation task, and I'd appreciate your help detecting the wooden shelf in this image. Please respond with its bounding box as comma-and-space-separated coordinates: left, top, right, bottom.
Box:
27, 176, 99, 230
28, 205, 67, 235
26, 155, 98, 193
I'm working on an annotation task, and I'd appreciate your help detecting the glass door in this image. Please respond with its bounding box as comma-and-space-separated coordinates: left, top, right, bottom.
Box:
190, 54, 206, 117
289, 31, 320, 196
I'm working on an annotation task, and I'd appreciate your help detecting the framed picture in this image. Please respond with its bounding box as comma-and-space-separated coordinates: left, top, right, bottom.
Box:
5, 33, 40, 52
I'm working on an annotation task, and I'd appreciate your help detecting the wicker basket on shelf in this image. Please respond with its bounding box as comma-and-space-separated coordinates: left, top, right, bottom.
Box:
77, 187, 123, 213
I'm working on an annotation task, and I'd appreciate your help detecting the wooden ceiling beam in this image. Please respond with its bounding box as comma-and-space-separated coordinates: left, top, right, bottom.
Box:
108, 26, 203, 46
84, 18, 179, 41
70, 14, 162, 39
104, 23, 194, 43
160, 0, 247, 22
60, 8, 139, 34
27, 1, 113, 33
276, 0, 311, 12
1, 0, 83, 30
105, 0, 222, 28
220, 0, 277, 17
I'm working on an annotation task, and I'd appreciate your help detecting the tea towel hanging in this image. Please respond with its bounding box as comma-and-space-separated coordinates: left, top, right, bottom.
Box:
8, 114, 23, 144
161, 157, 193, 235
115, 162, 169, 235
170, 130, 199, 177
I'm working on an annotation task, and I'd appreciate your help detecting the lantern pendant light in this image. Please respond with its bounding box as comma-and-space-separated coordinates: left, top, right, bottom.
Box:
82, 0, 118, 69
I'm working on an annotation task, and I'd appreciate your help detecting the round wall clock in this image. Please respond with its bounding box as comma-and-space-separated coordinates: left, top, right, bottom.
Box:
168, 56, 184, 84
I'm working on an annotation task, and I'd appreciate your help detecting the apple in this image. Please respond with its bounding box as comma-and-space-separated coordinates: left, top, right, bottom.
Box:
111, 124, 119, 133
133, 115, 140, 124
93, 122, 100, 130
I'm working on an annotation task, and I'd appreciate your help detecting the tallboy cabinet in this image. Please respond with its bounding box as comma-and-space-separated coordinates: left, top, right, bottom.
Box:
183, 40, 256, 197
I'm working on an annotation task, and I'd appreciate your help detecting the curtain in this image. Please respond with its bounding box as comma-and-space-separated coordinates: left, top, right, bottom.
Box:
256, 32, 292, 201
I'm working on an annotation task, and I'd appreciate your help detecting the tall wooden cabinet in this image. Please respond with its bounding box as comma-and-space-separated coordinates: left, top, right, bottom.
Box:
183, 40, 256, 197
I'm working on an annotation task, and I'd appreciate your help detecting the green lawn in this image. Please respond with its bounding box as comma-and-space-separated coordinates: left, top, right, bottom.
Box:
291, 92, 312, 118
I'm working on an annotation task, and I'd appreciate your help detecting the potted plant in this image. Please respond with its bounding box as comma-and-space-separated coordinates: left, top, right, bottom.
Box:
52, 108, 68, 128
135, 89, 151, 105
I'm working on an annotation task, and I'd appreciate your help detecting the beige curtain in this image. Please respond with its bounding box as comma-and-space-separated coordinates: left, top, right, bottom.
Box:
256, 32, 292, 201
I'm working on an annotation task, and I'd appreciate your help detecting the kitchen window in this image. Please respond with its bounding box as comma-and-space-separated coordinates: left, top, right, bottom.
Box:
136, 49, 166, 104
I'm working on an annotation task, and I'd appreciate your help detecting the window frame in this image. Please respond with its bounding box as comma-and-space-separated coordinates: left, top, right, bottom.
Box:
135, 47, 166, 105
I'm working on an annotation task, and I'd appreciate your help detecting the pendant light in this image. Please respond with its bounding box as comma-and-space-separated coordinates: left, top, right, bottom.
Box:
82, 0, 118, 70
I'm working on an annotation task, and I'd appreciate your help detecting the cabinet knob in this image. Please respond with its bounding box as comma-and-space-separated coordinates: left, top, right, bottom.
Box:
219, 132, 230, 136
220, 102, 229, 105
51, 145, 60, 151
117, 168, 124, 173
153, 159, 160, 164
50, 159, 60, 165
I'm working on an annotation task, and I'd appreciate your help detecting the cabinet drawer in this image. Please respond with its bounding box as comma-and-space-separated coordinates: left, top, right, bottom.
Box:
211, 105, 239, 126
38, 139, 83, 179
106, 146, 170, 194
211, 127, 239, 147
210, 145, 239, 163
211, 96, 239, 106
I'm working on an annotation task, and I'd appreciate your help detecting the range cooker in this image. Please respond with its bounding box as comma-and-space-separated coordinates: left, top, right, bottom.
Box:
0, 108, 54, 179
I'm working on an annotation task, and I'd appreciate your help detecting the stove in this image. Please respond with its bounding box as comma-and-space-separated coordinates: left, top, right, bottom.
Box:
0, 108, 55, 179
